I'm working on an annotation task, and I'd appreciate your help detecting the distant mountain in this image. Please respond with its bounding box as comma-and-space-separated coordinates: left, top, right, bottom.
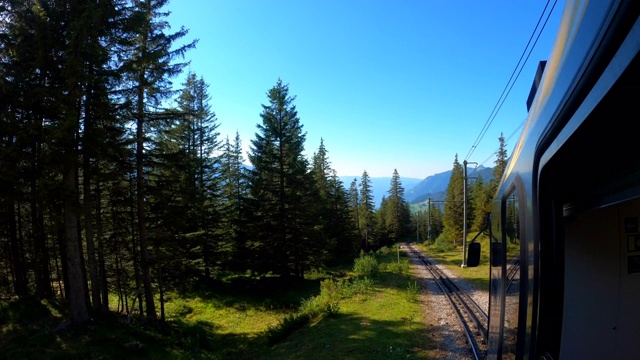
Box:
405, 166, 495, 205
339, 176, 423, 208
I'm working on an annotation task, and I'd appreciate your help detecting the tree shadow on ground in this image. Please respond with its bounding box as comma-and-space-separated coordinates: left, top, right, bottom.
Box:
0, 298, 261, 360
186, 275, 327, 312
254, 312, 434, 360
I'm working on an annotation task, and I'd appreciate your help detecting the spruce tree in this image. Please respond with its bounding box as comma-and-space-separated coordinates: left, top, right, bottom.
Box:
121, 0, 196, 322
443, 154, 465, 245
471, 175, 490, 232
310, 141, 356, 263
148, 71, 219, 294
220, 132, 250, 271
328, 170, 358, 261
429, 205, 444, 241
488, 133, 508, 198
348, 178, 361, 238
359, 170, 375, 252
248, 79, 312, 278
384, 169, 411, 244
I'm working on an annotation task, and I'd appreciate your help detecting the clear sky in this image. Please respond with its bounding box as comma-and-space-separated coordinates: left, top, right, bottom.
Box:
166, 0, 565, 179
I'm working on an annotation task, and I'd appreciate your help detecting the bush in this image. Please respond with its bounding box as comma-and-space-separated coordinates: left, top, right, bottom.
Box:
433, 235, 455, 252
349, 276, 374, 297
300, 279, 340, 317
387, 258, 410, 274
406, 281, 419, 301
353, 255, 379, 276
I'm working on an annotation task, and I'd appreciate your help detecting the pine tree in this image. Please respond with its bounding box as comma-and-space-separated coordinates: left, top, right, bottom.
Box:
428, 205, 444, 241
310, 139, 333, 261
327, 170, 358, 261
122, 0, 197, 322
310, 141, 356, 263
248, 79, 312, 278
220, 132, 250, 271
443, 154, 465, 245
348, 178, 361, 237
487, 133, 508, 198
471, 175, 490, 232
359, 170, 375, 252
384, 169, 411, 244
375, 196, 389, 247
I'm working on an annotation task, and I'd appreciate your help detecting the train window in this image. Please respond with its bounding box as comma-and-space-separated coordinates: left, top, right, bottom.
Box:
502, 192, 521, 359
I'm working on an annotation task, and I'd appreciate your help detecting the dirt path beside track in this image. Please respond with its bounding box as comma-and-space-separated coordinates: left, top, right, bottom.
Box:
401, 243, 488, 360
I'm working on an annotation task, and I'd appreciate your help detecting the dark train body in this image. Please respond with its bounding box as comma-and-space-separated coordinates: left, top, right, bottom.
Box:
469, 1, 640, 359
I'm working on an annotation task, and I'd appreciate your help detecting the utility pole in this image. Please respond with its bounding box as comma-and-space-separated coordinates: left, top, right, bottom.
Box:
427, 198, 431, 242
462, 160, 477, 268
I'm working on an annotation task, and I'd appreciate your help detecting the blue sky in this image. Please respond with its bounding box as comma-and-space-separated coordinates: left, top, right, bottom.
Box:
166, 0, 565, 179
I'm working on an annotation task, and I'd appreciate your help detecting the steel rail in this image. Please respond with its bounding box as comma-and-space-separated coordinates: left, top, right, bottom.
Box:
506, 259, 520, 292
416, 249, 488, 340
406, 243, 486, 360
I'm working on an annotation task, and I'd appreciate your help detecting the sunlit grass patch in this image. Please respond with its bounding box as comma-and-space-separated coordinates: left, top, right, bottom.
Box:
417, 233, 491, 291
2, 244, 435, 359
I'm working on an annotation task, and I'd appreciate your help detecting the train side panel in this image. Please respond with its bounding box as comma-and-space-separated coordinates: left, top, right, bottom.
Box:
486, 0, 640, 359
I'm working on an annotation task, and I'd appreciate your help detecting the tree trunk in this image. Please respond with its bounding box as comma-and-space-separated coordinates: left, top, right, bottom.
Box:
63, 163, 89, 325
83, 113, 102, 313
53, 241, 64, 298
96, 180, 108, 312
31, 134, 52, 299
129, 178, 144, 318
57, 214, 70, 299
8, 198, 28, 297
135, 50, 157, 321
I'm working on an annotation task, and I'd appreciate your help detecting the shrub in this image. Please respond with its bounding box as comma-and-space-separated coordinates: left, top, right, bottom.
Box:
376, 246, 391, 255
269, 279, 343, 345
387, 258, 410, 274
433, 235, 455, 252
300, 279, 340, 317
335, 276, 374, 299
350, 276, 374, 297
406, 281, 419, 301
353, 254, 379, 276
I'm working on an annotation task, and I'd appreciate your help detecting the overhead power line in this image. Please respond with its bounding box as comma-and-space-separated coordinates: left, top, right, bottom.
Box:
465, 0, 558, 162
478, 117, 526, 167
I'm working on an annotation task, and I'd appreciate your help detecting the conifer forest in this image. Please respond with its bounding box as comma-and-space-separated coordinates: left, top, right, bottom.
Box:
0, 0, 434, 326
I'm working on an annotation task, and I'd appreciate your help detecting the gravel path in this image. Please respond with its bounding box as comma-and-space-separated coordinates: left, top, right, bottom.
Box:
401, 244, 489, 360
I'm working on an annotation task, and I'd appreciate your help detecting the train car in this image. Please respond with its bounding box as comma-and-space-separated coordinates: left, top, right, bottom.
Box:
467, 1, 640, 359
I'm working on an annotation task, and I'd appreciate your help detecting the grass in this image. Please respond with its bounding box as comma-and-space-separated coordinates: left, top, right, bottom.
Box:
1, 245, 436, 359
415, 232, 491, 292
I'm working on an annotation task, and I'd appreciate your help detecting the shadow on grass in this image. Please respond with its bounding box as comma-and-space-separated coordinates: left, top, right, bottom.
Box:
0, 297, 264, 360
259, 312, 433, 360
184, 275, 328, 312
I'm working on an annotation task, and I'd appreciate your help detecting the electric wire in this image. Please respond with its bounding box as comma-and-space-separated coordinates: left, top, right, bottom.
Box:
464, 0, 557, 162
474, 0, 559, 162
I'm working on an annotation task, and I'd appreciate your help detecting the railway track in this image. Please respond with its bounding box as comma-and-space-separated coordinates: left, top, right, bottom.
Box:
405, 243, 488, 360
506, 258, 520, 293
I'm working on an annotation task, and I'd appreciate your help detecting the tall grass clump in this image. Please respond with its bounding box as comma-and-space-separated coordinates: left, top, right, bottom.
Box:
299, 279, 340, 317
353, 254, 379, 276
337, 276, 374, 299
406, 281, 420, 301
266, 279, 341, 345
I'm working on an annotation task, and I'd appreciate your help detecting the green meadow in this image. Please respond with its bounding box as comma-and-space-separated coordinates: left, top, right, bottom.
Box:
0, 245, 444, 360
